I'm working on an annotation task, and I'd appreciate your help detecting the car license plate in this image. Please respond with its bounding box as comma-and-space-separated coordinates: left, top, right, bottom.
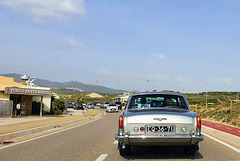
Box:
147, 126, 174, 132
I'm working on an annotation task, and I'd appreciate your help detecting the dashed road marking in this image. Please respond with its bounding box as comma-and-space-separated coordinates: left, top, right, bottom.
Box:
225, 127, 232, 130
113, 140, 118, 144
215, 125, 221, 127
95, 154, 108, 161
207, 122, 211, 124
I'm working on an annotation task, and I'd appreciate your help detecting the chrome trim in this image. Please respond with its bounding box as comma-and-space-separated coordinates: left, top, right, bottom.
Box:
191, 131, 196, 144
124, 131, 129, 144
115, 133, 204, 144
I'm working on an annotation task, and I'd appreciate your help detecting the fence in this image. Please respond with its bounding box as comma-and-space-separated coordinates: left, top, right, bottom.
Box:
191, 100, 239, 114
0, 100, 13, 117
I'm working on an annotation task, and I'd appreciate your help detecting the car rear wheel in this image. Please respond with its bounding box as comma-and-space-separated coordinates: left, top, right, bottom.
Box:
183, 144, 199, 155
118, 142, 131, 156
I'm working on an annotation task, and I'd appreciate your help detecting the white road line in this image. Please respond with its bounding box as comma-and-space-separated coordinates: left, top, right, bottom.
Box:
225, 127, 232, 130
207, 122, 211, 124
95, 154, 108, 161
215, 125, 221, 127
113, 140, 118, 144
0, 114, 104, 150
202, 132, 240, 154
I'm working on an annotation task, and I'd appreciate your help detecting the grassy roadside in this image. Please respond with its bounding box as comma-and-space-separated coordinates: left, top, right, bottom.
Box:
185, 92, 240, 127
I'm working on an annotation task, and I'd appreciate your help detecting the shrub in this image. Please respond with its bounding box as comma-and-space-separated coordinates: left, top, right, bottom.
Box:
52, 99, 66, 112
54, 110, 63, 115
50, 109, 56, 115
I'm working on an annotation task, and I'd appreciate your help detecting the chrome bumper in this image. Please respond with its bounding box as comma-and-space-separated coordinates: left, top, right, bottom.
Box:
115, 133, 204, 145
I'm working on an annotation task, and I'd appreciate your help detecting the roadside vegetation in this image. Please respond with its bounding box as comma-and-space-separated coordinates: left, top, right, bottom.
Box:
51, 98, 66, 115
59, 93, 118, 104
53, 90, 240, 127
185, 92, 240, 127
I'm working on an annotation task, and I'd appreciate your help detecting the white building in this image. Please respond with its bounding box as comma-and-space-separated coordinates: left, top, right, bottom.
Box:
0, 76, 52, 117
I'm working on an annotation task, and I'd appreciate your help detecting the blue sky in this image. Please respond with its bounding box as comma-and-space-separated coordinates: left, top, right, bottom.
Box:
0, 0, 240, 93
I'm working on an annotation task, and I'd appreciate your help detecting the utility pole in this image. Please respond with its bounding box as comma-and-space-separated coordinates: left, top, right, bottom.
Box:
147, 80, 152, 92
230, 100, 232, 114
205, 83, 208, 111
116, 80, 120, 89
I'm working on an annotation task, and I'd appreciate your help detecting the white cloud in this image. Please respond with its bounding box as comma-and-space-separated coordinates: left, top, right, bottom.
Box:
97, 70, 112, 76
0, 0, 85, 22
152, 54, 168, 60
153, 73, 170, 81
217, 77, 234, 85
174, 77, 189, 83
57, 36, 83, 50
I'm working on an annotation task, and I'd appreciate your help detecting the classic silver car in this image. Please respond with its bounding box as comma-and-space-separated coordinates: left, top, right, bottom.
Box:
115, 92, 204, 156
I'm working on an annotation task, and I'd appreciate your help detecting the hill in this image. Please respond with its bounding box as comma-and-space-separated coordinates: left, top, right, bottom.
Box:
0, 73, 126, 94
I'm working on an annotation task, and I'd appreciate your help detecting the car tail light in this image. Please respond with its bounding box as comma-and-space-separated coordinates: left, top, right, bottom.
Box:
196, 115, 201, 129
119, 115, 124, 129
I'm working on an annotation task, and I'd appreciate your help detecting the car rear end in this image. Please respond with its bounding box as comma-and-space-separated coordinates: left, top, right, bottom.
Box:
115, 92, 204, 156
117, 110, 203, 146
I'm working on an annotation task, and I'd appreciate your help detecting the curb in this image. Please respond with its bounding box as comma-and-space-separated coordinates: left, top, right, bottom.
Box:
0, 110, 103, 143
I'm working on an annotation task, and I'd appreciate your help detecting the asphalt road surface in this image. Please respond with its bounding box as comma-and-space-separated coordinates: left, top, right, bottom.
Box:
0, 109, 240, 161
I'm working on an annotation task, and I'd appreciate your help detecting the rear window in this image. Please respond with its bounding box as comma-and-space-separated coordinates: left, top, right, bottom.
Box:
128, 94, 188, 110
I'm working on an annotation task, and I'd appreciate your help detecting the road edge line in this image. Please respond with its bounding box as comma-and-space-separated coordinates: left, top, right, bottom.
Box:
0, 113, 104, 150
202, 132, 240, 154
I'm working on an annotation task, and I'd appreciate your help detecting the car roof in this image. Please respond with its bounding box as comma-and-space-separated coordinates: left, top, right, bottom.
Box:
130, 91, 184, 97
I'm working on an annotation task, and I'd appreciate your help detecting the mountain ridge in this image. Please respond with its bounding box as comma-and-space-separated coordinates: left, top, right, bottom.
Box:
0, 73, 126, 94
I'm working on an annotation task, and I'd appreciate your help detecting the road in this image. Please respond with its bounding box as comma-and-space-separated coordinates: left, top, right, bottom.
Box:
0, 109, 240, 161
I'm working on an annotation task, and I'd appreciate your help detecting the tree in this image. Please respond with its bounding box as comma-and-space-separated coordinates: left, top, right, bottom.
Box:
53, 99, 66, 112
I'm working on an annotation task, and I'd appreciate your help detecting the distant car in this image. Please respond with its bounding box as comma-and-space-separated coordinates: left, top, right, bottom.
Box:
103, 102, 109, 109
86, 103, 94, 109
106, 104, 118, 112
67, 103, 74, 108
99, 102, 105, 109
115, 92, 204, 156
96, 102, 102, 106
114, 101, 122, 110
75, 103, 84, 110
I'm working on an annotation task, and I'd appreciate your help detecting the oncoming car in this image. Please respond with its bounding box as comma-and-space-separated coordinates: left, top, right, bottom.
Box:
115, 92, 204, 156
106, 104, 118, 113
86, 103, 94, 109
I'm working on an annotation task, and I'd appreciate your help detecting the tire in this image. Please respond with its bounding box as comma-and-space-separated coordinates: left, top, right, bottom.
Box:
118, 142, 131, 156
184, 145, 199, 155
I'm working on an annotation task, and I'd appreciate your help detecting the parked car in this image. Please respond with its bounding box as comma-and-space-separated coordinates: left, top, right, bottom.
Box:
106, 104, 118, 113
96, 102, 102, 106
115, 92, 204, 156
86, 103, 94, 109
103, 102, 109, 109
114, 101, 122, 110
99, 102, 105, 109
75, 103, 84, 110
67, 103, 74, 108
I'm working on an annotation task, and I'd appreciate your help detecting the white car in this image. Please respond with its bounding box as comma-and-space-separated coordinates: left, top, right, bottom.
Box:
106, 104, 118, 112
